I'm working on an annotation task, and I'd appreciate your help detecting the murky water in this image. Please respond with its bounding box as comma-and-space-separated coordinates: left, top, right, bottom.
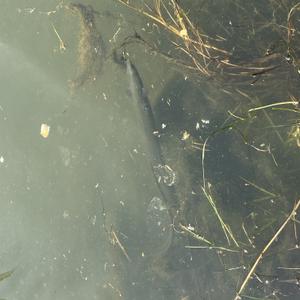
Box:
1, 1, 300, 300
0, 1, 179, 299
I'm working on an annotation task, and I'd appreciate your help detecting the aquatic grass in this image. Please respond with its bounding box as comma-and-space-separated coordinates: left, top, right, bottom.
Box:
110, 227, 132, 263
113, 1, 300, 298
252, 195, 277, 203
287, 2, 300, 67
0, 269, 14, 300
115, 0, 215, 76
116, 0, 296, 81
242, 222, 255, 249
237, 93, 300, 151
227, 90, 289, 155
234, 198, 300, 300
201, 184, 240, 248
240, 177, 278, 199
0, 270, 13, 282
185, 245, 239, 253
262, 109, 285, 145
248, 99, 299, 113
178, 223, 212, 246
199, 124, 252, 249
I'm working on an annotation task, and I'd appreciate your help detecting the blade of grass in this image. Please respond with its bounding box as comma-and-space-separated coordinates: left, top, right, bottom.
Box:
234, 198, 300, 300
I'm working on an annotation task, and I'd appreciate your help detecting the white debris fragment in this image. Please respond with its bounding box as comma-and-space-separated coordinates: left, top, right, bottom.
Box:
201, 119, 210, 125
40, 123, 50, 138
17, 7, 36, 14
0, 156, 4, 163
181, 130, 190, 141
187, 224, 195, 231
91, 215, 97, 226
63, 210, 70, 219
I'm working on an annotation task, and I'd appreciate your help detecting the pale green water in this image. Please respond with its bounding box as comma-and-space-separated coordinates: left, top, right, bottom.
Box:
1, 1, 300, 300
0, 1, 176, 299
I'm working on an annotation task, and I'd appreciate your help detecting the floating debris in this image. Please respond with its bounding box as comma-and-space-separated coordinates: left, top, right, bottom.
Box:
40, 123, 50, 138
51, 23, 66, 52
181, 130, 190, 141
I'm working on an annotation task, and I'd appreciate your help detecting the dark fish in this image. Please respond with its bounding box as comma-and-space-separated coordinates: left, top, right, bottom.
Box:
125, 59, 164, 166
124, 57, 180, 259
118, 54, 178, 214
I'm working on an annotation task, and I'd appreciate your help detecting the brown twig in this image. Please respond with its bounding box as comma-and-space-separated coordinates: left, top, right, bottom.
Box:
110, 229, 132, 263
234, 198, 300, 300
116, 0, 285, 79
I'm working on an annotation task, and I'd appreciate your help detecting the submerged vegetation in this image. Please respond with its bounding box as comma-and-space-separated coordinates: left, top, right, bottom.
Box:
116, 0, 298, 81
0, 270, 13, 299
111, 1, 300, 299
0, 270, 13, 282
41, 0, 300, 299
5, 1, 300, 299
65, 3, 106, 90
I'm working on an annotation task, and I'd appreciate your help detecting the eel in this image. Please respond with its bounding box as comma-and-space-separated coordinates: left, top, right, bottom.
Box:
123, 56, 181, 261
113, 51, 179, 218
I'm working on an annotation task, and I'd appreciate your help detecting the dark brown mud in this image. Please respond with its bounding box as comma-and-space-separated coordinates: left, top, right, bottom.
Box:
66, 3, 106, 90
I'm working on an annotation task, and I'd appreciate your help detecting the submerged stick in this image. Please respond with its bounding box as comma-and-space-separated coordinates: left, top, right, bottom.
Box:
248, 100, 298, 113
111, 229, 132, 263
234, 198, 300, 300
0, 270, 14, 282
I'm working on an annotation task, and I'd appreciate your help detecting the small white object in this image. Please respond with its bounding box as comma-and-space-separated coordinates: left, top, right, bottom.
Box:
187, 224, 195, 231
201, 119, 210, 124
40, 123, 50, 138
181, 130, 190, 141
